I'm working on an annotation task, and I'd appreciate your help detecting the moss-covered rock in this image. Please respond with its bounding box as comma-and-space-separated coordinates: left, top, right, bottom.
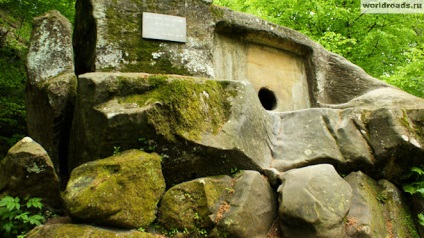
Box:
63, 150, 165, 229
158, 171, 277, 237
0, 137, 61, 209
364, 108, 424, 184
344, 171, 419, 238
158, 175, 232, 232
119, 75, 231, 142
379, 180, 419, 238
212, 171, 278, 238
68, 73, 273, 186
26, 224, 159, 238
25, 10, 77, 174
270, 106, 424, 185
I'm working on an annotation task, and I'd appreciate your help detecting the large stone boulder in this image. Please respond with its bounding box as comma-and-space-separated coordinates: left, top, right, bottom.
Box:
277, 164, 352, 238
67, 73, 273, 185
0, 137, 61, 208
26, 10, 77, 175
63, 150, 165, 229
324, 87, 424, 110
158, 171, 277, 238
158, 175, 233, 232
365, 108, 424, 183
270, 108, 374, 172
344, 171, 419, 237
270, 106, 424, 183
212, 170, 278, 238
26, 224, 159, 238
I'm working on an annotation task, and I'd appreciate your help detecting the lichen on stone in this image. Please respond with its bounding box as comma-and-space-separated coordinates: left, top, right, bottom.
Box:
26, 161, 44, 174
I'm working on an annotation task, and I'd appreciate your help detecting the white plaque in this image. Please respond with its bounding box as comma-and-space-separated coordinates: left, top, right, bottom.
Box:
142, 12, 187, 43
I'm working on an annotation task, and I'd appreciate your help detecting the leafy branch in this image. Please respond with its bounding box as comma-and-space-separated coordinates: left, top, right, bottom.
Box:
0, 196, 46, 238
403, 167, 424, 197
403, 167, 424, 226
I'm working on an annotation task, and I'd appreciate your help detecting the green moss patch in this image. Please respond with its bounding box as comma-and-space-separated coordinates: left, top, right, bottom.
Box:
157, 175, 232, 232
119, 76, 233, 141
27, 224, 157, 238
401, 109, 424, 139
210, 5, 225, 20
63, 150, 166, 229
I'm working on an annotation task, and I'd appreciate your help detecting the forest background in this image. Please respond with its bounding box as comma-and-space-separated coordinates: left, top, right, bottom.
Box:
0, 0, 423, 157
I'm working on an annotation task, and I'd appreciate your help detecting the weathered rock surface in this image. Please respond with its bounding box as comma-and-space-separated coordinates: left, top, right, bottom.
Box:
365, 108, 424, 183
324, 87, 424, 110
26, 10, 77, 174
271, 108, 374, 172
158, 171, 277, 238
271, 107, 424, 182
26, 10, 74, 83
0, 137, 61, 208
277, 164, 352, 238
67, 73, 273, 185
212, 171, 277, 238
63, 150, 165, 229
158, 175, 232, 231
73, 0, 215, 76
344, 171, 419, 237
26, 224, 159, 238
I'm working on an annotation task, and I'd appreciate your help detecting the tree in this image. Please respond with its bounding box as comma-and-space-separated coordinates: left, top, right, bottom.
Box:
382, 44, 424, 98
0, 0, 75, 22
214, 0, 424, 98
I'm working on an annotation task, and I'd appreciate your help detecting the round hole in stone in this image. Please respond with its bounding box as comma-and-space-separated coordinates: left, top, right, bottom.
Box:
258, 87, 277, 110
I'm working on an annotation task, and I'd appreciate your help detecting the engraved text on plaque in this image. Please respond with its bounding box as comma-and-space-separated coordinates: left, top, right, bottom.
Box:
142, 12, 187, 43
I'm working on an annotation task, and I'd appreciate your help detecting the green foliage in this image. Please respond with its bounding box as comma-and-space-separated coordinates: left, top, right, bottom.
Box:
0, 196, 46, 237
138, 137, 157, 152
230, 167, 242, 177
0, 47, 27, 159
156, 226, 208, 237
418, 213, 424, 227
112, 146, 121, 155
376, 193, 388, 203
0, 0, 75, 23
214, 0, 424, 98
403, 167, 424, 227
381, 45, 424, 98
403, 167, 424, 197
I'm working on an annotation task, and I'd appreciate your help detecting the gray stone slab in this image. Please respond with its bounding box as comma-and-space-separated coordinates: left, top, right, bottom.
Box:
142, 12, 186, 43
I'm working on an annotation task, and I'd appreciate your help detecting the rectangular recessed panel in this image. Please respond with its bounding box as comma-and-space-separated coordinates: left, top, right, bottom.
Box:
247, 44, 310, 111
142, 12, 187, 43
